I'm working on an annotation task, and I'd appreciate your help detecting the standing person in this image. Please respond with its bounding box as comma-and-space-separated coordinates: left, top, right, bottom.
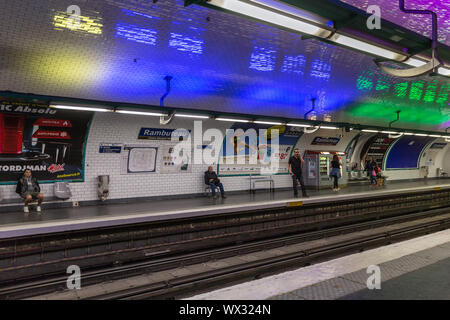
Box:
364, 155, 372, 178
16, 169, 44, 213
366, 157, 378, 188
288, 148, 309, 198
204, 166, 226, 199
329, 155, 342, 191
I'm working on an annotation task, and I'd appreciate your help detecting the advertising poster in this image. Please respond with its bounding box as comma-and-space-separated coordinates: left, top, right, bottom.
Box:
0, 100, 92, 183
218, 123, 303, 176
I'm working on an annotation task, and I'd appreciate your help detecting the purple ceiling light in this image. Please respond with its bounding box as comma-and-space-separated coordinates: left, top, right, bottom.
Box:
374, 0, 442, 77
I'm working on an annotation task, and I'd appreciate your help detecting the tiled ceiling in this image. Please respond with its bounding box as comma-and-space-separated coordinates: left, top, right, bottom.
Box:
0, 0, 448, 131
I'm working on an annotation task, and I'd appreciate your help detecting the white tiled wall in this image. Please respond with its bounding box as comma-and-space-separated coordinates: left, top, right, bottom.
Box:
1, 112, 449, 203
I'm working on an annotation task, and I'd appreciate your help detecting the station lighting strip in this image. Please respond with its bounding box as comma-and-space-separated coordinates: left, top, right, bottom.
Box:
50, 104, 450, 140
201, 0, 450, 76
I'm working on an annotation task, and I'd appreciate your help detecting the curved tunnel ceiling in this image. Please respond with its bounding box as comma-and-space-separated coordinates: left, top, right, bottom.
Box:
0, 0, 448, 131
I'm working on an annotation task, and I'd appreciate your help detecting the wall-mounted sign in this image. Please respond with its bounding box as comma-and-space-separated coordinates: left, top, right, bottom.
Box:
138, 128, 190, 141
160, 144, 191, 174
120, 144, 158, 174
430, 142, 447, 149
311, 137, 340, 145
99, 143, 123, 154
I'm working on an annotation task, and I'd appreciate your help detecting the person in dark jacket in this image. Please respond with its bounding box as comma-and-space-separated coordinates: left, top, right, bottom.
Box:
204, 166, 226, 199
329, 155, 342, 191
16, 169, 44, 213
288, 148, 309, 198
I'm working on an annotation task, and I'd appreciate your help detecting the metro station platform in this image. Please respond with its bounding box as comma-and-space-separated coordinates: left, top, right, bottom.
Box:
187, 228, 450, 300
0, 179, 449, 239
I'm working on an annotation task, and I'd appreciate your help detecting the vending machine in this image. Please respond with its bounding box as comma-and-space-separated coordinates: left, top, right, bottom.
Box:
303, 151, 347, 190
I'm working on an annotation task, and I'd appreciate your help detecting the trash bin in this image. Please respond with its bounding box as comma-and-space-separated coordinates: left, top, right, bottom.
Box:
98, 175, 109, 202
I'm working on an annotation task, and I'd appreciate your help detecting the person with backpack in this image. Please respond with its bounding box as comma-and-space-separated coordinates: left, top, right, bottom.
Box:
16, 169, 44, 213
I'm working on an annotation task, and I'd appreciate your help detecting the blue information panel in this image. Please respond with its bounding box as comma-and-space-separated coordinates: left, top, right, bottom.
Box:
99, 143, 122, 153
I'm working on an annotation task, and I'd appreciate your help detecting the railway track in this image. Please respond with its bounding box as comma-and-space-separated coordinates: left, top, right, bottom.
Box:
1, 187, 448, 288
1, 206, 449, 300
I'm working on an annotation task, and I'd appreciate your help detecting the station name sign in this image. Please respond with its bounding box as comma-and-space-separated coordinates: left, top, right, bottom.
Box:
311, 137, 340, 145
138, 128, 190, 140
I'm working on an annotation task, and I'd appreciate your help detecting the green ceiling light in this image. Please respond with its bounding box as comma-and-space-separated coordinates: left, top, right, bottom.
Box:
393, 82, 409, 98
409, 81, 425, 101
436, 83, 449, 105
356, 74, 374, 91
423, 81, 438, 103
348, 102, 448, 126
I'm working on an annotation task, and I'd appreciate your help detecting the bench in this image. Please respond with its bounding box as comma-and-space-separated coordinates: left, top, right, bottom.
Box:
248, 175, 275, 193
0, 182, 72, 211
204, 185, 221, 197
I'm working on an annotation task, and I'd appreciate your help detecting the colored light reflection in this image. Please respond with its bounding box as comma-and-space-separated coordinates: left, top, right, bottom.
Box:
436, 83, 449, 105
281, 55, 306, 74
423, 81, 438, 103
349, 101, 448, 125
28, 51, 106, 87
249, 46, 277, 72
53, 11, 103, 35
375, 79, 390, 93
169, 32, 204, 54
357, 72, 374, 91
310, 59, 331, 80
115, 23, 158, 45
409, 81, 424, 101
393, 82, 408, 98
121, 8, 161, 21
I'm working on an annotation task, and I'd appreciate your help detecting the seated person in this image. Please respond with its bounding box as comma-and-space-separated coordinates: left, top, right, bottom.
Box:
16, 169, 44, 213
204, 166, 226, 199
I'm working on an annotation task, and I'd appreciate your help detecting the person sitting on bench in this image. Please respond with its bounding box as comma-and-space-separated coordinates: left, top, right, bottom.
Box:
204, 166, 226, 199
16, 169, 44, 213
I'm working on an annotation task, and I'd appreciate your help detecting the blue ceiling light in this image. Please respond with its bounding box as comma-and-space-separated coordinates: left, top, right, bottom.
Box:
310, 59, 332, 80
249, 46, 277, 72
281, 54, 306, 74
115, 23, 158, 45
169, 32, 204, 54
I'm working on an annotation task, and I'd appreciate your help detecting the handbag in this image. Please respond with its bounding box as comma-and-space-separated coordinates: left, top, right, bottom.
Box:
372, 169, 376, 176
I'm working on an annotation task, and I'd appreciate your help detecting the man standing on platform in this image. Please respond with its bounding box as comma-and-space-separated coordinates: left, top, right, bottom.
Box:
288, 148, 309, 198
